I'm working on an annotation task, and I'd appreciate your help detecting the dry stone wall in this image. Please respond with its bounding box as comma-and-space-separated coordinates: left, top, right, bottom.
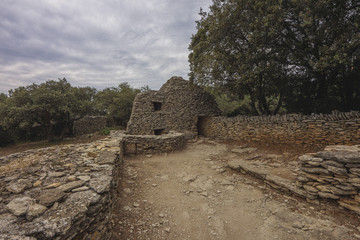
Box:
201, 111, 360, 146
73, 116, 108, 136
297, 145, 360, 214
0, 131, 121, 240
119, 132, 186, 156
126, 76, 220, 137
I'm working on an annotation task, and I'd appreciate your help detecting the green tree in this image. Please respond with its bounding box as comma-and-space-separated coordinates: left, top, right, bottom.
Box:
189, 0, 360, 115
2, 78, 96, 142
95, 83, 140, 126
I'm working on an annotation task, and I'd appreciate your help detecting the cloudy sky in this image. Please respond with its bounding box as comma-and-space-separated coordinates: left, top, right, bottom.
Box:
0, 0, 212, 94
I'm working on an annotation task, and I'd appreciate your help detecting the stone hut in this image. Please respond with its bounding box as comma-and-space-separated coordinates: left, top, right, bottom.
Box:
126, 76, 220, 137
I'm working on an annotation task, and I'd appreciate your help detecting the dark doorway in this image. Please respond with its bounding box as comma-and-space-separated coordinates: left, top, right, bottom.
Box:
154, 128, 165, 135
197, 116, 206, 136
153, 102, 162, 111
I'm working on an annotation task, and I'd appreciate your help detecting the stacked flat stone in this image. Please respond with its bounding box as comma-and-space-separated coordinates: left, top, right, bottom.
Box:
126, 76, 220, 136
297, 145, 360, 213
201, 111, 360, 146
120, 131, 186, 156
0, 131, 121, 240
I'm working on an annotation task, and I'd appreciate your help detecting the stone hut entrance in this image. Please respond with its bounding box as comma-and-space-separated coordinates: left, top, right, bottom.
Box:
197, 116, 207, 136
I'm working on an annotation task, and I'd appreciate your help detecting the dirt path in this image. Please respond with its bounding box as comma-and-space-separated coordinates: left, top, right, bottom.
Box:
110, 138, 360, 240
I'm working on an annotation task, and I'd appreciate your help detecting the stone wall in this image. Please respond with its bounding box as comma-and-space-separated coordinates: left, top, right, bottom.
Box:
201, 111, 360, 145
126, 76, 220, 136
0, 131, 121, 240
73, 116, 108, 136
297, 145, 360, 214
119, 132, 186, 156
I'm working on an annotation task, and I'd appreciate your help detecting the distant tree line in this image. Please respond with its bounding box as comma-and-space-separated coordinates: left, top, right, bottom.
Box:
0, 78, 144, 146
189, 0, 360, 115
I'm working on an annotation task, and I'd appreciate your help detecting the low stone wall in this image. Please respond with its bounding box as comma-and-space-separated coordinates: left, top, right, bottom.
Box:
297, 145, 360, 213
201, 111, 360, 146
73, 116, 107, 136
120, 132, 186, 156
0, 131, 121, 240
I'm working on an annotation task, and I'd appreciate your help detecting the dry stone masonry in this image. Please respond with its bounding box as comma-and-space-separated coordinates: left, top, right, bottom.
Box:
119, 131, 186, 156
201, 111, 360, 146
126, 76, 220, 137
297, 145, 360, 213
0, 131, 121, 240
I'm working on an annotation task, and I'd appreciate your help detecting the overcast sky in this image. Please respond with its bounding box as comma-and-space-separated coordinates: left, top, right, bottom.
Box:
0, 0, 212, 94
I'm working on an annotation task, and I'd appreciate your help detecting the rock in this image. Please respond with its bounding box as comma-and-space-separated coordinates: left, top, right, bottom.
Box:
325, 165, 347, 175
57, 180, 85, 192
67, 175, 77, 181
89, 176, 112, 193
77, 175, 91, 182
303, 185, 319, 193
7, 197, 35, 216
317, 151, 360, 163
338, 199, 360, 214
48, 172, 66, 178
45, 182, 62, 189
27, 204, 47, 218
37, 189, 66, 207
318, 192, 339, 199
72, 186, 89, 192
33, 181, 42, 187
6, 179, 31, 194
302, 167, 329, 174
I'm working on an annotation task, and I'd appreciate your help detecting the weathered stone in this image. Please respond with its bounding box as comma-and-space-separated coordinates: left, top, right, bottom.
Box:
77, 175, 91, 182
7, 197, 35, 216
321, 160, 344, 168
6, 179, 31, 194
27, 204, 47, 218
45, 182, 62, 189
299, 155, 322, 163
302, 167, 329, 174
48, 172, 66, 178
326, 165, 348, 175
37, 189, 66, 207
317, 151, 360, 163
338, 198, 360, 214
318, 191, 340, 199
350, 168, 360, 176
33, 180, 42, 187
72, 186, 89, 192
89, 176, 112, 193
57, 180, 85, 192
67, 175, 77, 181
303, 185, 319, 193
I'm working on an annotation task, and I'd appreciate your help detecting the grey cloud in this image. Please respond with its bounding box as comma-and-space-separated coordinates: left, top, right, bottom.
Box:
0, 0, 212, 94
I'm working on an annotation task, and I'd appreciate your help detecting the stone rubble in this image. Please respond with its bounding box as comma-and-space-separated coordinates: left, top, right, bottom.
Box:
0, 131, 121, 240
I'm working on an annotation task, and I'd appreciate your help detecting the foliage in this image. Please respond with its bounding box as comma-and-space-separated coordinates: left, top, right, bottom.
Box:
0, 79, 143, 146
189, 0, 360, 115
95, 83, 141, 126
100, 127, 114, 135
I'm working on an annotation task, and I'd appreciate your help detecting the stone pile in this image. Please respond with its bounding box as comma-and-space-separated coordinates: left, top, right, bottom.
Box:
120, 132, 186, 156
297, 145, 360, 213
0, 131, 121, 240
